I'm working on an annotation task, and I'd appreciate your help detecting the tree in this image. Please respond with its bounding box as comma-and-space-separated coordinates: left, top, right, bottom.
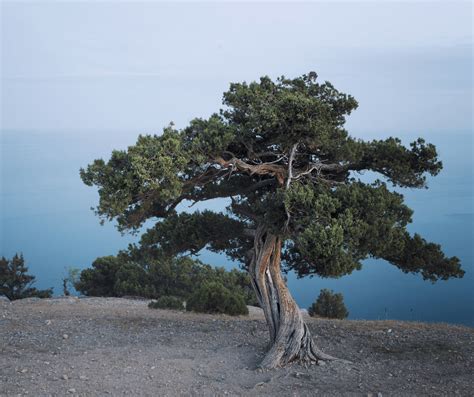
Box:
62, 267, 80, 296
0, 253, 53, 300
308, 289, 349, 319
80, 72, 463, 368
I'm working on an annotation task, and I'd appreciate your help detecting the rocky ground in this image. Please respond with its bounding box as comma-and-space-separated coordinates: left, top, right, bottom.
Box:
0, 297, 473, 396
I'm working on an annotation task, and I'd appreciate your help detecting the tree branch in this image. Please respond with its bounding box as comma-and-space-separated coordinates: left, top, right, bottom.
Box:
214, 157, 287, 186
285, 143, 298, 190
284, 143, 298, 232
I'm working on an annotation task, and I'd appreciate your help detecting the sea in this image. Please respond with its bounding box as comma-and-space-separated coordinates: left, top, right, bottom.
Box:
1, 129, 473, 326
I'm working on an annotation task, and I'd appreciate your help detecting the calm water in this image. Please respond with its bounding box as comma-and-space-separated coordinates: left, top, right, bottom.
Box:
1, 130, 473, 326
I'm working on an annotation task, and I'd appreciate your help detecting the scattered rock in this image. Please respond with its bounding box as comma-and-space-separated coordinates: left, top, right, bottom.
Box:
62, 334, 69, 339
1, 297, 472, 396
293, 372, 311, 379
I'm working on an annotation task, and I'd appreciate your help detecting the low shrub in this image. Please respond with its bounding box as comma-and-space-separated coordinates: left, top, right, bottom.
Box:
148, 296, 184, 310
186, 281, 248, 316
74, 256, 121, 297
308, 289, 349, 319
75, 252, 258, 306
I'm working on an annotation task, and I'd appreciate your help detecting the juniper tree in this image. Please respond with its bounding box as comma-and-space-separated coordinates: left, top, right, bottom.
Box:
81, 72, 463, 368
0, 253, 53, 300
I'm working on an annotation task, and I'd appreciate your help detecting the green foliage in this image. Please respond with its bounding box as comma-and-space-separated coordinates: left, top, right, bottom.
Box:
75, 256, 122, 297
81, 72, 463, 283
148, 296, 184, 310
75, 253, 258, 306
308, 289, 349, 319
0, 254, 53, 300
186, 281, 249, 316
140, 211, 250, 260
190, 265, 259, 307
113, 261, 149, 297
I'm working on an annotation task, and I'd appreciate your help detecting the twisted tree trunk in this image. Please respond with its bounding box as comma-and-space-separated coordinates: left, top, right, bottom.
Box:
248, 226, 336, 369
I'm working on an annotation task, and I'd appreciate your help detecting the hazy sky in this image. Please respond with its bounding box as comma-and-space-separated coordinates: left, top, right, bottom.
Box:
1, 1, 472, 135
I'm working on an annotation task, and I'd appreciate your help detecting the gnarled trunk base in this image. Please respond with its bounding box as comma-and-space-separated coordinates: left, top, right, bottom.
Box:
249, 226, 336, 369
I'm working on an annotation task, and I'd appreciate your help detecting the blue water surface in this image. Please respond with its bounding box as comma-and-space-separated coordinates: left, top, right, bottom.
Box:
1, 130, 472, 326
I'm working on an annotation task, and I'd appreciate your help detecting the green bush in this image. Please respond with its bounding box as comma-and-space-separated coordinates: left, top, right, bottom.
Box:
75, 252, 258, 307
308, 289, 349, 319
74, 256, 122, 297
186, 281, 248, 316
0, 254, 53, 300
148, 296, 184, 310
147, 256, 196, 299
114, 262, 149, 297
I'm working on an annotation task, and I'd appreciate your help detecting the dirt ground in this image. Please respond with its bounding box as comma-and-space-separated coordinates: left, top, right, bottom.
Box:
1, 297, 473, 396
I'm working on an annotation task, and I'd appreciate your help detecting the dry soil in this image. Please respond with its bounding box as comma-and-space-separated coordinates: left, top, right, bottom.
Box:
1, 297, 473, 396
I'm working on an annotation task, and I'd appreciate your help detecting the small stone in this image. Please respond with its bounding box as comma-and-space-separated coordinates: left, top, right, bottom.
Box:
67, 388, 76, 394
62, 375, 68, 380
79, 375, 88, 380
387, 329, 392, 333
150, 366, 155, 370
45, 320, 52, 325
20, 368, 28, 373
63, 334, 69, 339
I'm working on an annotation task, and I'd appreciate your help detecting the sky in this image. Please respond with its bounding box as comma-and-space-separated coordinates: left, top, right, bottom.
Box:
1, 1, 472, 136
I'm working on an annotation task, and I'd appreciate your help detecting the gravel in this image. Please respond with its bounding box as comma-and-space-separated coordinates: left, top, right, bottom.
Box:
1, 297, 473, 396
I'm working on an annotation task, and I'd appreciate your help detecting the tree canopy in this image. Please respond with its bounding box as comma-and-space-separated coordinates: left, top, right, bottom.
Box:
81, 72, 462, 282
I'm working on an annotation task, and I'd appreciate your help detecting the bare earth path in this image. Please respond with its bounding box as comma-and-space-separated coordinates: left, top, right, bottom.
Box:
1, 297, 473, 396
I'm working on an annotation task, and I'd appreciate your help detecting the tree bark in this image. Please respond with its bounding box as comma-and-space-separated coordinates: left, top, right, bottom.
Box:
248, 226, 336, 369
